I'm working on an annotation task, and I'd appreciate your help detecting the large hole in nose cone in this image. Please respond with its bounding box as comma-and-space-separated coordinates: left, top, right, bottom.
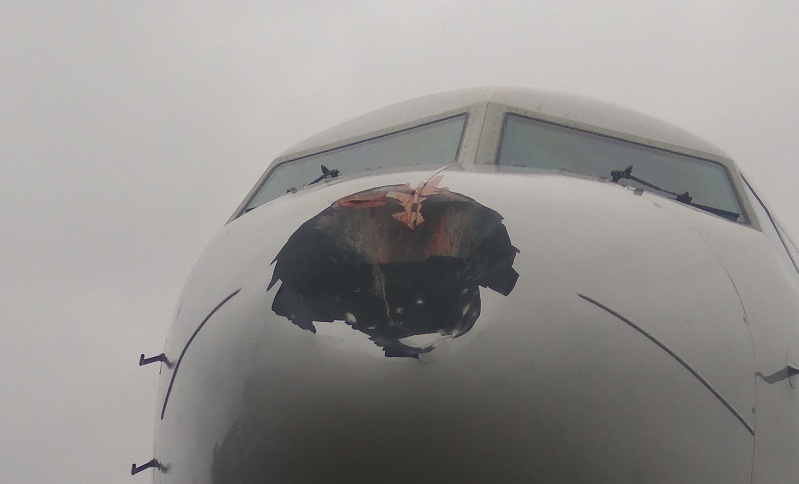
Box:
268, 177, 520, 357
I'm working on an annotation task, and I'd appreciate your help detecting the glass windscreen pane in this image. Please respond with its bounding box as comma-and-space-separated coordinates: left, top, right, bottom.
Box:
246, 114, 467, 210
498, 114, 745, 221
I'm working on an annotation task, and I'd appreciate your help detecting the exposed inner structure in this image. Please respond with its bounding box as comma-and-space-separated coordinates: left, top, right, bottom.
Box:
268, 176, 519, 357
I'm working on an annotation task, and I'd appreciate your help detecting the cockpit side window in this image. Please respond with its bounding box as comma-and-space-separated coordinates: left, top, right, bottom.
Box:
497, 114, 746, 223
244, 114, 467, 212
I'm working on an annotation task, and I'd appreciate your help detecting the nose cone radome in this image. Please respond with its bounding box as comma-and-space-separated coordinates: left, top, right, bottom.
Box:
157, 171, 755, 483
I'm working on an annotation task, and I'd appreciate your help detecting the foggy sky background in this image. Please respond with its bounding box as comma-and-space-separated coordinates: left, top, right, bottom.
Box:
2, 2, 798, 482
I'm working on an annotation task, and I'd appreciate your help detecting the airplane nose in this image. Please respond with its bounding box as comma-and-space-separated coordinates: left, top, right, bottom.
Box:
157, 172, 755, 483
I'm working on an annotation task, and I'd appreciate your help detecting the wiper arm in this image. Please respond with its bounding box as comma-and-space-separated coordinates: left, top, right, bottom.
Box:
285, 165, 342, 195
307, 164, 340, 186
247, 165, 343, 213
611, 165, 739, 221
682, 202, 741, 221
611, 165, 693, 203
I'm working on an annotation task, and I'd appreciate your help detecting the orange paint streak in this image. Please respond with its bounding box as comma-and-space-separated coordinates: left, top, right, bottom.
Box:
336, 191, 389, 208
337, 175, 452, 232
387, 175, 446, 230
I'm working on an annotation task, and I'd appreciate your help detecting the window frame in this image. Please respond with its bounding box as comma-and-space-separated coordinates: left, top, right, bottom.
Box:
742, 175, 799, 275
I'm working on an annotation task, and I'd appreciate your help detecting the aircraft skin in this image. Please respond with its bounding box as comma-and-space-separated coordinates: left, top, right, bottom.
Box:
138, 88, 799, 483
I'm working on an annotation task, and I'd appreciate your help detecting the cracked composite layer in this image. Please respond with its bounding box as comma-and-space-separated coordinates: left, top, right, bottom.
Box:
267, 177, 520, 358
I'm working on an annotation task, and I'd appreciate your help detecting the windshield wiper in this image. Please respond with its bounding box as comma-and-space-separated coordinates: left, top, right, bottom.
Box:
307, 164, 340, 186
284, 165, 342, 195
611, 165, 693, 203
611, 165, 739, 221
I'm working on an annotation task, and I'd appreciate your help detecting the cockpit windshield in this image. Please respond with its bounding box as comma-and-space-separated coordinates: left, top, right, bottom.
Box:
497, 114, 746, 222
244, 114, 467, 212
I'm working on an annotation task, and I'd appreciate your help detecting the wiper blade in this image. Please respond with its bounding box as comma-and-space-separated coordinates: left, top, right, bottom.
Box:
683, 202, 740, 221
285, 165, 342, 195
611, 165, 692, 202
611, 165, 739, 221
307, 164, 340, 186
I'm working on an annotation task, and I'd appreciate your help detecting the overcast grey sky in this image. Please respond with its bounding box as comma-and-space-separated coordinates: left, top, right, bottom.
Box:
1, 2, 797, 482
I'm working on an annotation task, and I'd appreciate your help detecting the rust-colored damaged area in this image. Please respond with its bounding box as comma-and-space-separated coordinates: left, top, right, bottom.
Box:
268, 177, 519, 357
